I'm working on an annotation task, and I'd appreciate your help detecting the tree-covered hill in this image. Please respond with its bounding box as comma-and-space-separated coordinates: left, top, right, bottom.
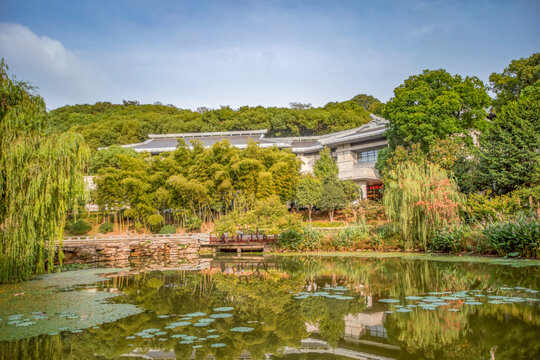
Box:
48, 97, 379, 150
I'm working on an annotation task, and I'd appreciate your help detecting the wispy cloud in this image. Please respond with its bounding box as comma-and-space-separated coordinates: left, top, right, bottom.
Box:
0, 23, 104, 108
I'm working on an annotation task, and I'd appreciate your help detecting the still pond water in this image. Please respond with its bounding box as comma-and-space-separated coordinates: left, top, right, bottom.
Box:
1, 254, 539, 359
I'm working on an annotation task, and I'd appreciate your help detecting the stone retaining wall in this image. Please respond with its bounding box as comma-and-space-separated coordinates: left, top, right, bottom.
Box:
59, 238, 200, 267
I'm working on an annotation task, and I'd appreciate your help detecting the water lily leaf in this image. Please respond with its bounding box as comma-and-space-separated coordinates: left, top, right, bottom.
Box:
213, 307, 234, 312
198, 318, 215, 323
194, 322, 210, 327
210, 313, 232, 319
231, 327, 254, 332
378, 299, 400, 303
211, 343, 226, 348
395, 308, 412, 313
185, 312, 206, 317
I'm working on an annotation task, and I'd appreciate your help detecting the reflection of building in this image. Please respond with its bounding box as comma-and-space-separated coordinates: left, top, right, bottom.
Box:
119, 115, 388, 200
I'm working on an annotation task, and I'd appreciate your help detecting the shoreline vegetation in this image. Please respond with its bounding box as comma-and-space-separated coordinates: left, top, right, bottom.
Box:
1, 53, 539, 283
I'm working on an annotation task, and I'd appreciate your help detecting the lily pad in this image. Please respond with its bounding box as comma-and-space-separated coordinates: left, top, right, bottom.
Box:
231, 327, 254, 332
211, 343, 226, 348
395, 308, 412, 313
210, 313, 232, 319
213, 307, 234, 312
378, 299, 400, 303
185, 312, 206, 317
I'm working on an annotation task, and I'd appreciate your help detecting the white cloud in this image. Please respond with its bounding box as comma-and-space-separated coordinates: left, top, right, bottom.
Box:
0, 23, 104, 108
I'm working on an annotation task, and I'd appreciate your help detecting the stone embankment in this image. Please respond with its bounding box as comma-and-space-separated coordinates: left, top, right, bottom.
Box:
59, 234, 206, 267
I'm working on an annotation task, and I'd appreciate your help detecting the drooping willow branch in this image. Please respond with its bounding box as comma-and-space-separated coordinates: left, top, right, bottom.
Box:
0, 60, 89, 283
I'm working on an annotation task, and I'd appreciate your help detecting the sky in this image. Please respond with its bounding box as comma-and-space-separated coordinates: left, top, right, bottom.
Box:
0, 0, 538, 110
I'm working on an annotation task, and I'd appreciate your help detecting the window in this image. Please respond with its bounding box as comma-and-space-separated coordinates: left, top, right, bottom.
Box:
358, 149, 379, 163
367, 184, 383, 200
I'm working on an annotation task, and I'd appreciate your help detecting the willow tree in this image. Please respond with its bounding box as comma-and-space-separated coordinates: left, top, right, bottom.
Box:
383, 161, 465, 250
0, 61, 89, 283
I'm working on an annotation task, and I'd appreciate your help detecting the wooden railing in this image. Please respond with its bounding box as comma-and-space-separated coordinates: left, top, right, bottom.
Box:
62, 233, 209, 244
209, 234, 278, 244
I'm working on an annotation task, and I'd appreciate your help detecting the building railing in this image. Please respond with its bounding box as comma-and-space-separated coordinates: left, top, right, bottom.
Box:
62, 233, 209, 243
209, 234, 278, 244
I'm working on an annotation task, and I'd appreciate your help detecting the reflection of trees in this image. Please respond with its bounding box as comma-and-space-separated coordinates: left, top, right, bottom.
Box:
1, 256, 539, 359
384, 303, 540, 359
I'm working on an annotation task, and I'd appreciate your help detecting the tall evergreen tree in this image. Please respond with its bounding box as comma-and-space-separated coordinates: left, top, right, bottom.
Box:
479, 83, 540, 194
313, 147, 339, 183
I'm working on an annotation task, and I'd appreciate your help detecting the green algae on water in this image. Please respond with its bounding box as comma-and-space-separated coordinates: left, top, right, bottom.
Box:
0, 268, 142, 342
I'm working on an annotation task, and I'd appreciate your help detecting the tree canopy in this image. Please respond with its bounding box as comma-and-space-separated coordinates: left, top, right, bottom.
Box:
0, 60, 89, 283
48, 100, 373, 150
383, 69, 491, 150
93, 140, 302, 231
478, 82, 540, 194
489, 52, 540, 112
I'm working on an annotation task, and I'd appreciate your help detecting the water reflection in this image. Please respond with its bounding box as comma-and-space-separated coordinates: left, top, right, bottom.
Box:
1, 255, 539, 359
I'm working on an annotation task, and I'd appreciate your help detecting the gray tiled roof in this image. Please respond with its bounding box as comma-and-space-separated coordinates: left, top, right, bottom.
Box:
120, 114, 388, 154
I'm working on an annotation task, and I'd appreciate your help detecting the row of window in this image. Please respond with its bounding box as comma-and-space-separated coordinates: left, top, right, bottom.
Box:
357, 149, 379, 163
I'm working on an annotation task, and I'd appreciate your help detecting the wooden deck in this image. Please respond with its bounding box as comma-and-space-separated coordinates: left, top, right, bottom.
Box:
206, 234, 278, 254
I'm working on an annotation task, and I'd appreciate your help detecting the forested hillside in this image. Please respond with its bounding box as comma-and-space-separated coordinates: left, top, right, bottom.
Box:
48, 96, 380, 150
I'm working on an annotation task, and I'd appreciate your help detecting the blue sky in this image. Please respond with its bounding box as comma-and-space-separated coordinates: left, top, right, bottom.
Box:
0, 0, 538, 109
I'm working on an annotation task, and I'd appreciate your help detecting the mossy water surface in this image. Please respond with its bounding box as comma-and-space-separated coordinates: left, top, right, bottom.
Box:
1, 255, 539, 359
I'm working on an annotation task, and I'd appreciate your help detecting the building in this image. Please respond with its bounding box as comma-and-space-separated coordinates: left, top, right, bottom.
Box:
121, 114, 388, 200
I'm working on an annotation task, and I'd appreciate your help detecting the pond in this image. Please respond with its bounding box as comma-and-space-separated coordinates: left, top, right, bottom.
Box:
1, 254, 539, 359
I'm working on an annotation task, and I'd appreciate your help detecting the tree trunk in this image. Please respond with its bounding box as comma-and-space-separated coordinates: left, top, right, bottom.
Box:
308, 207, 312, 223
329, 208, 334, 222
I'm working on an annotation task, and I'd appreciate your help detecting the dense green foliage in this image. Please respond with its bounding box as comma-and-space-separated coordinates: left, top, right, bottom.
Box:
383, 161, 465, 250
93, 140, 301, 232
0, 61, 89, 283
214, 196, 297, 235
483, 217, 540, 258
430, 225, 474, 253
383, 69, 491, 150
294, 176, 323, 222
489, 52, 540, 111
158, 225, 176, 234
375, 54, 539, 257
478, 83, 540, 194
350, 93, 384, 114
318, 181, 347, 222
98, 222, 114, 233
89, 145, 138, 174
48, 100, 372, 150
69, 220, 92, 235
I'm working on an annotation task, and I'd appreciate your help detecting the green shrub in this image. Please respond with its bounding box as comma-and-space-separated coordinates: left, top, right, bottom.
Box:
311, 221, 345, 228
279, 228, 304, 250
278, 226, 323, 251
99, 222, 114, 233
184, 216, 202, 231
483, 217, 540, 258
147, 214, 165, 233
159, 225, 176, 234
301, 226, 323, 250
466, 191, 521, 223
373, 222, 401, 249
430, 225, 473, 253
69, 219, 91, 235
333, 224, 369, 250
